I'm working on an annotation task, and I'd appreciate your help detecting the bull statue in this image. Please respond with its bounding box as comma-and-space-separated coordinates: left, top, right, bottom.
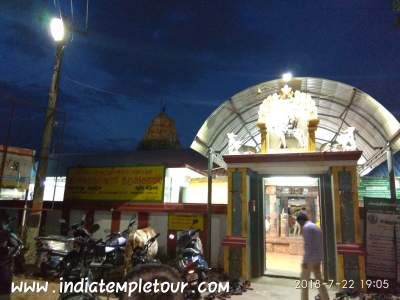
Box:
227, 133, 257, 154
321, 127, 357, 152
124, 227, 158, 274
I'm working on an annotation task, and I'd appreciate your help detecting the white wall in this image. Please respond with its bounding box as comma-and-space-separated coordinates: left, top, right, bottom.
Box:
44, 209, 62, 235
186, 177, 228, 204
164, 168, 205, 203
147, 212, 226, 267
69, 209, 86, 226
211, 214, 226, 267
149, 212, 168, 255
93, 210, 112, 240
120, 212, 138, 233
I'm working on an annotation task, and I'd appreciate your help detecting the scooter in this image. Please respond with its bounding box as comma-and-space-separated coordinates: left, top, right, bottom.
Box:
170, 220, 209, 299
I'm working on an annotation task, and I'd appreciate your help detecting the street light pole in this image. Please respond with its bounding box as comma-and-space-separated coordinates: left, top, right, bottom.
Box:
386, 142, 397, 204
206, 148, 214, 263
24, 21, 65, 264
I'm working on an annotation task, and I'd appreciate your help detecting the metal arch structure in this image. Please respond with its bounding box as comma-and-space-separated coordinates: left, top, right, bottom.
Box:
191, 77, 400, 175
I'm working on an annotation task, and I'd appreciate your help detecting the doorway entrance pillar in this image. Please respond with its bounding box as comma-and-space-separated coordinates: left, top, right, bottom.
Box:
332, 165, 366, 290
222, 168, 251, 280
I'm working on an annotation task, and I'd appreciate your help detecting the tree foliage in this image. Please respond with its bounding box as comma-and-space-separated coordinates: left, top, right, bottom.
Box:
394, 0, 400, 12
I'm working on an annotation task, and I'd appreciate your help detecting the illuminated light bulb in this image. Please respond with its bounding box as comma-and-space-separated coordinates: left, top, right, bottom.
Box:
282, 72, 292, 82
50, 18, 65, 42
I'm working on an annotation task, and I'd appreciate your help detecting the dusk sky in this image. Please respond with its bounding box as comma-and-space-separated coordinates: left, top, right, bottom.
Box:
1, 1, 399, 154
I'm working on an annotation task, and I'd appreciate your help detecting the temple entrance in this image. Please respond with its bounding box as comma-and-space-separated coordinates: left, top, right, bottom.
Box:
214, 78, 368, 283
264, 176, 321, 277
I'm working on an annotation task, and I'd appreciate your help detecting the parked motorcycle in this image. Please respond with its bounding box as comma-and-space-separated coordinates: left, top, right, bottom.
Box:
0, 216, 24, 260
0, 215, 24, 297
5, 217, 25, 273
35, 215, 99, 278
170, 220, 209, 299
58, 268, 98, 300
91, 217, 136, 269
58, 223, 101, 281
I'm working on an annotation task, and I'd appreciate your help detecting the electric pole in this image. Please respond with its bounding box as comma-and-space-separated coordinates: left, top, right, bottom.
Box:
206, 148, 214, 263
24, 19, 66, 264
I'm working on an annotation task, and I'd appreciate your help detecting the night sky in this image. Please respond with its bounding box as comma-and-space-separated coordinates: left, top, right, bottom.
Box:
1, 1, 399, 154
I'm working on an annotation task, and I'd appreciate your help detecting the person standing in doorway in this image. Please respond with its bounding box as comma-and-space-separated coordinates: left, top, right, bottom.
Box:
296, 212, 329, 300
265, 215, 271, 234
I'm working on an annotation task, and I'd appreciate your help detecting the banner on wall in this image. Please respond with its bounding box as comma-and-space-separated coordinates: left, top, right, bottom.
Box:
365, 197, 400, 282
64, 166, 164, 201
0, 145, 34, 190
168, 214, 204, 231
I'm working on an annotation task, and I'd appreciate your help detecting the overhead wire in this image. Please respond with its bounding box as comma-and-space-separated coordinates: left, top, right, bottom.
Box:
85, 0, 89, 33
62, 68, 217, 108
70, 0, 74, 23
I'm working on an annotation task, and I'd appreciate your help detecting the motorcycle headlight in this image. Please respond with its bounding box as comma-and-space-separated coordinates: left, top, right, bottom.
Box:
47, 240, 67, 251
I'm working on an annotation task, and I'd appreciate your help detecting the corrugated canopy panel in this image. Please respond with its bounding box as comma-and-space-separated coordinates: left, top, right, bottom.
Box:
191, 77, 400, 174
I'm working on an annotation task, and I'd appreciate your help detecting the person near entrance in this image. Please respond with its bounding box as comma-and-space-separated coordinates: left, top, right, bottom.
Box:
296, 212, 329, 300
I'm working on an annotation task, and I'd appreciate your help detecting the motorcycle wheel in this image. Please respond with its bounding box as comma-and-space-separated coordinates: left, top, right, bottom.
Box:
58, 293, 97, 300
115, 249, 125, 265
184, 289, 201, 300
13, 254, 26, 275
39, 262, 49, 277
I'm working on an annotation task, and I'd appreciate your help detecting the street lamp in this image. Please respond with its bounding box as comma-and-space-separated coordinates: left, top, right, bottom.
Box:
282, 72, 293, 82
50, 17, 65, 42
24, 17, 66, 264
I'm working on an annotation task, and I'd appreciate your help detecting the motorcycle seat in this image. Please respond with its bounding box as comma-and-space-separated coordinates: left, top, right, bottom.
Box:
89, 262, 113, 269
50, 250, 69, 256
36, 235, 71, 242
182, 248, 201, 256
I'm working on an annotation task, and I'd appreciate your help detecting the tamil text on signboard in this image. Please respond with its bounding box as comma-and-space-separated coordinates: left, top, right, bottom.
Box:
365, 197, 400, 284
64, 166, 164, 201
168, 214, 204, 231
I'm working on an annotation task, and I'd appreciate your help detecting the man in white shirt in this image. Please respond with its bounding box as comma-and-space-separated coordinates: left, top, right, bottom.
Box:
265, 216, 271, 233
297, 212, 329, 300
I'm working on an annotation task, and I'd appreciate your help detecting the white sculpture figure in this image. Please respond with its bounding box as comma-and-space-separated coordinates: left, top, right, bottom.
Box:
336, 127, 357, 150
227, 133, 257, 154
321, 127, 357, 152
286, 115, 307, 148
257, 90, 317, 150
227, 132, 241, 154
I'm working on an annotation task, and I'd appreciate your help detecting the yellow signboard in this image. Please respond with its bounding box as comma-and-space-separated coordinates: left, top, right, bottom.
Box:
65, 166, 164, 201
168, 214, 204, 231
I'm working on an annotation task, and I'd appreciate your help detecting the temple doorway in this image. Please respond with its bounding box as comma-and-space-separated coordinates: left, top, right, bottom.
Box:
264, 176, 321, 277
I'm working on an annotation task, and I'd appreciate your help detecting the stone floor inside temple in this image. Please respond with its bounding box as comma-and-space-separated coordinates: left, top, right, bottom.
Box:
265, 252, 303, 277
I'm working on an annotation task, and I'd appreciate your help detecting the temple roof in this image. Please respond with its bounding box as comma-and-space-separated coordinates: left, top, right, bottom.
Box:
137, 111, 181, 150
191, 77, 400, 175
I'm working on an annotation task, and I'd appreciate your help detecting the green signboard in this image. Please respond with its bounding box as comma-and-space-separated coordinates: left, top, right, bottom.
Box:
359, 177, 400, 202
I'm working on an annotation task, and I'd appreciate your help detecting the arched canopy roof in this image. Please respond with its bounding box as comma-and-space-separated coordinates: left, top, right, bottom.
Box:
191, 77, 400, 174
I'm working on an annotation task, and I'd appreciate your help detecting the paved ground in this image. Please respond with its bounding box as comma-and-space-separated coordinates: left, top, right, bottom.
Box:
265, 252, 303, 277
235, 276, 338, 300
11, 276, 339, 300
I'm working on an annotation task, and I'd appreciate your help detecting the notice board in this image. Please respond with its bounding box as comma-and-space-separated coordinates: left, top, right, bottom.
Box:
168, 214, 204, 231
64, 166, 164, 201
365, 197, 400, 283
